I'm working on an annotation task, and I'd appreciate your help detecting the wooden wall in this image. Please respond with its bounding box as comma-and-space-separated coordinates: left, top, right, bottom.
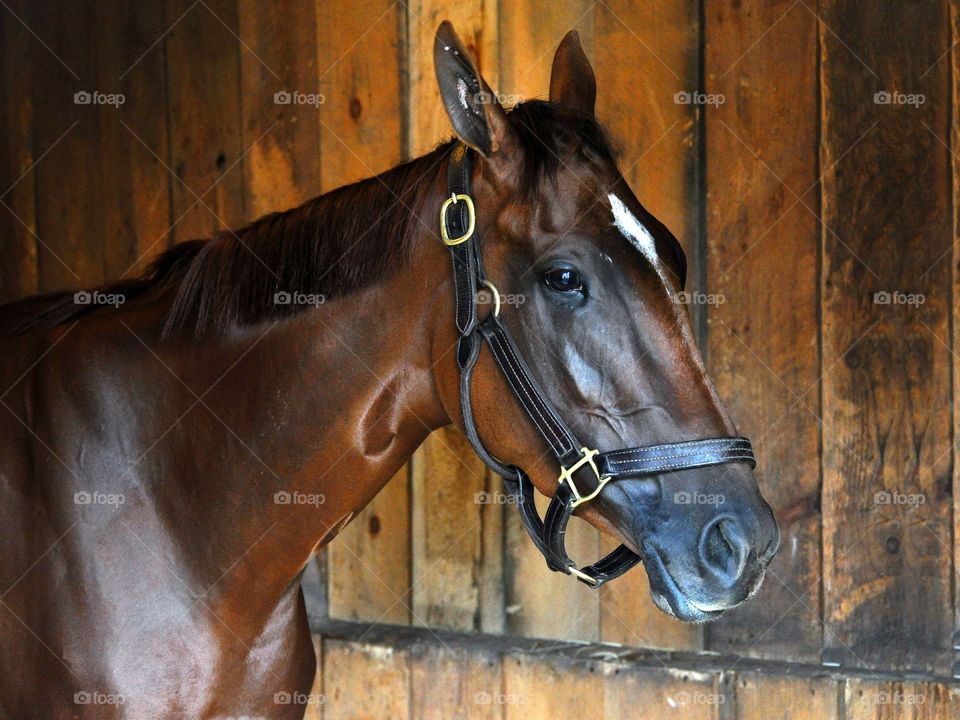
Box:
2, 0, 959, 716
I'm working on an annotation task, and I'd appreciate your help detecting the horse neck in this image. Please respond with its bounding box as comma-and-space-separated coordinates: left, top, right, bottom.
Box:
133, 228, 452, 618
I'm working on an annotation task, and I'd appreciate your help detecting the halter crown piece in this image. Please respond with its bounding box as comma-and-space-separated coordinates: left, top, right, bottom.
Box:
441, 144, 757, 587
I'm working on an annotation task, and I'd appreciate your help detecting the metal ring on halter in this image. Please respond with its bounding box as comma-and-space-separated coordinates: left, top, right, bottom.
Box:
480, 279, 501, 317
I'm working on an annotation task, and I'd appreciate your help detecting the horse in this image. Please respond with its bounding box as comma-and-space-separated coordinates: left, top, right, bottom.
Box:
0, 21, 779, 719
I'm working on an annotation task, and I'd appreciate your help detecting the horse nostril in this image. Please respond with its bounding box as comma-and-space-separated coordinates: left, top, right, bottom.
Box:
698, 516, 749, 586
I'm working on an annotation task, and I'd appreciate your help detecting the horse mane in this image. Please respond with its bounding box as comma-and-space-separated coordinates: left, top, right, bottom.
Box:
0, 101, 617, 338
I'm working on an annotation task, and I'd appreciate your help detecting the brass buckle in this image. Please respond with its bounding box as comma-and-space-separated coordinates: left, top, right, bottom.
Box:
558, 447, 611, 509
440, 193, 476, 246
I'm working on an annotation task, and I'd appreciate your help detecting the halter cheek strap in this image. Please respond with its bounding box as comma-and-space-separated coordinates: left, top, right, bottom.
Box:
442, 143, 756, 587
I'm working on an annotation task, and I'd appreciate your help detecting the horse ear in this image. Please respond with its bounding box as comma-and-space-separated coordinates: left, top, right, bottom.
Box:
549, 31, 596, 115
434, 21, 514, 158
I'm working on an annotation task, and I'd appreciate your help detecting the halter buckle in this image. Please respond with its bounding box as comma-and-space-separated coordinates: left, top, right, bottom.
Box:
440, 193, 476, 246
558, 447, 611, 509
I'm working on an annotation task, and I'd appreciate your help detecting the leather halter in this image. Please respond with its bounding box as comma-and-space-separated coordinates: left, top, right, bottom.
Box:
441, 143, 756, 587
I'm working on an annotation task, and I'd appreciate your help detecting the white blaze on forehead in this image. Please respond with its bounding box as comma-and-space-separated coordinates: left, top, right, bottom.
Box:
607, 192, 669, 286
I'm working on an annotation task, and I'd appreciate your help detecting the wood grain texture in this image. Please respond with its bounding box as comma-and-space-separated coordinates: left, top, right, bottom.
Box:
327, 467, 411, 624
593, 0, 702, 653
28, 0, 103, 291
604, 666, 720, 720
0, 0, 37, 301
844, 679, 960, 720
497, 0, 593, 101
819, 0, 952, 671
737, 673, 837, 720
164, 0, 245, 243
316, 0, 405, 190
95, 1, 173, 278
238, 0, 320, 220
703, 0, 821, 660
321, 640, 410, 720
411, 428, 500, 630
317, 0, 413, 625
501, 653, 605, 720
410, 644, 503, 719
952, 0, 960, 686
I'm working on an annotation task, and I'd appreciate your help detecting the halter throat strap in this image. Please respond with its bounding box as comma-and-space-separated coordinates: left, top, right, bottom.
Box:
441, 143, 756, 587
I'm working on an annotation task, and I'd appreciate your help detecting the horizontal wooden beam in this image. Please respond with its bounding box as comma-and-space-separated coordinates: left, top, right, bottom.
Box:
312, 618, 960, 685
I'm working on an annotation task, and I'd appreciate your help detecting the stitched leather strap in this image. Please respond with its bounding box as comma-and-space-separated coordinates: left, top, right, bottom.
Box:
441, 142, 758, 588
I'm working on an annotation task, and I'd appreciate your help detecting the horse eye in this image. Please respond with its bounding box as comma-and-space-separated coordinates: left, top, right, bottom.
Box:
544, 267, 584, 293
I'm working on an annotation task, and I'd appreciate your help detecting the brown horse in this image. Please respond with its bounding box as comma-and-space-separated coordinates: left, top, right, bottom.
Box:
0, 22, 778, 719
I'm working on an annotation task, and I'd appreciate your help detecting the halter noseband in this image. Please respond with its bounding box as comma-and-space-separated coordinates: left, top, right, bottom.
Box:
441, 143, 756, 587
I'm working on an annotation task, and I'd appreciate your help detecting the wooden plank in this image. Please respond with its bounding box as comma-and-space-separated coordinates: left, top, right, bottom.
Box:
604, 666, 720, 720
405, 0, 505, 634
737, 674, 837, 720
316, 0, 405, 190
502, 653, 604, 720
406, 0, 498, 157
410, 644, 503, 719
497, 0, 593, 102
316, 0, 412, 625
28, 0, 103, 291
95, 1, 173, 277
164, 0, 245, 243
819, 0, 952, 671
952, 0, 960, 687
593, 0, 701, 653
0, 0, 37, 301
844, 679, 960, 720
411, 429, 498, 630
237, 0, 320, 220
495, 1, 601, 643
703, 0, 821, 660
321, 639, 410, 720
303, 635, 324, 720
327, 467, 411, 624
